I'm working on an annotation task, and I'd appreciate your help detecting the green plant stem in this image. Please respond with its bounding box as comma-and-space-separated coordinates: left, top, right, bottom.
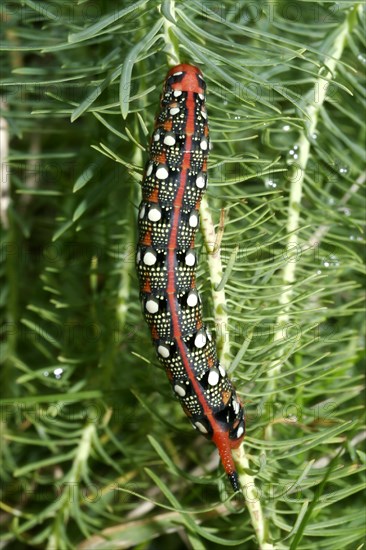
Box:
1, 104, 19, 394
200, 196, 271, 548
200, 197, 231, 365
117, 144, 142, 328
2, 33, 23, 390
267, 9, 354, 389
47, 423, 96, 550
232, 445, 275, 550
161, 0, 180, 66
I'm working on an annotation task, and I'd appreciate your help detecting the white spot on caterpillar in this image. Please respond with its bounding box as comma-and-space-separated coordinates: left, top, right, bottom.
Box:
173, 90, 182, 97
172, 71, 183, 76
232, 399, 240, 415
198, 93, 204, 101
146, 298, 159, 314
208, 369, 220, 386
136, 249, 141, 263
163, 134, 176, 146
146, 163, 153, 176
158, 344, 170, 358
187, 290, 198, 307
200, 138, 208, 151
139, 203, 146, 219
195, 421, 208, 434
148, 206, 162, 222
189, 211, 199, 228
218, 365, 226, 378
174, 384, 186, 397
153, 130, 160, 141
194, 331, 206, 349
201, 110, 207, 119
195, 173, 206, 189
143, 249, 157, 266
170, 107, 180, 116
236, 425, 244, 438
156, 165, 169, 180
185, 250, 196, 267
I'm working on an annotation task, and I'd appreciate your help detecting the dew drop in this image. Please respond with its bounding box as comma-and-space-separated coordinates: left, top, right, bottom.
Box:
339, 166, 348, 175
322, 254, 340, 268
265, 179, 277, 189
53, 367, 64, 379
288, 144, 299, 158
349, 235, 355, 240
357, 53, 366, 65
43, 371, 49, 377
283, 124, 291, 132
316, 270, 322, 275
311, 132, 317, 140
338, 206, 351, 216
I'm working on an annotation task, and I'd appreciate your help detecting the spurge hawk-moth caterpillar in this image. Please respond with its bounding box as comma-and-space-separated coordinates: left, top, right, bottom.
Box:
136, 64, 245, 491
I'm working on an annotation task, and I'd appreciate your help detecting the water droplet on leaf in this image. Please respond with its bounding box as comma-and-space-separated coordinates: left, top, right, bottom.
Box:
53, 367, 64, 379
265, 179, 277, 189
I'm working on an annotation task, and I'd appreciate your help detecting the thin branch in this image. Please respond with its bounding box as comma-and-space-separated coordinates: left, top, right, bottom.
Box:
160, 0, 180, 67
47, 423, 96, 550
232, 445, 275, 550
200, 197, 231, 365
267, 11, 354, 388
200, 195, 272, 549
0, 98, 10, 228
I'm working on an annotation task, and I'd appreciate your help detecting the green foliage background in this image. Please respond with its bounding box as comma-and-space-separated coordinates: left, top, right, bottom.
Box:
1, 1, 365, 549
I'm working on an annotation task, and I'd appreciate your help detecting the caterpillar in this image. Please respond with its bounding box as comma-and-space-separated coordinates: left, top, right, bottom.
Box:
136, 64, 245, 492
